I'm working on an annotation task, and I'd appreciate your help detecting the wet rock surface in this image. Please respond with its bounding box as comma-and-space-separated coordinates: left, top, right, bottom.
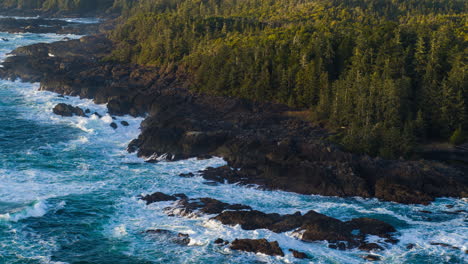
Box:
163, 196, 252, 217
230, 239, 284, 257
0, 34, 466, 205
142, 192, 397, 251
140, 192, 178, 205
214, 238, 229, 245
52, 103, 86, 117
289, 249, 308, 259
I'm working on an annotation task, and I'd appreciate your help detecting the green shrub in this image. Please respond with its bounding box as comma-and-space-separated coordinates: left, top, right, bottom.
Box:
450, 128, 465, 145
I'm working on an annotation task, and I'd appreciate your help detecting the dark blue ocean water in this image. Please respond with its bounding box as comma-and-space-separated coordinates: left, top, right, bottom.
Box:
0, 25, 466, 264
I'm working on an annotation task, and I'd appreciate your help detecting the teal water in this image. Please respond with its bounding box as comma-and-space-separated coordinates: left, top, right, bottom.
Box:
0, 26, 466, 264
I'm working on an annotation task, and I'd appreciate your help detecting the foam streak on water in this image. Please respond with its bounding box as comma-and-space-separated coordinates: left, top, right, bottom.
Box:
0, 24, 466, 264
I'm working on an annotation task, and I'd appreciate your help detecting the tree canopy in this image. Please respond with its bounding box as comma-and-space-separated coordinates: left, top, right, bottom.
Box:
3, 0, 467, 158
107, 0, 467, 158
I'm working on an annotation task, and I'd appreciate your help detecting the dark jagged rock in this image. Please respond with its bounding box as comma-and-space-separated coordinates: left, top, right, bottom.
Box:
147, 192, 396, 250
358, 243, 384, 251
214, 211, 397, 250
145, 229, 190, 245
230, 239, 284, 257
328, 242, 347, 250
120, 121, 129, 126
179, 172, 195, 178
214, 238, 228, 245
406, 244, 416, 249
110, 122, 118, 129
362, 254, 381, 261
289, 249, 308, 259
213, 210, 282, 231
164, 197, 252, 217
173, 193, 188, 200
52, 103, 85, 117
139, 192, 177, 205
1, 34, 466, 204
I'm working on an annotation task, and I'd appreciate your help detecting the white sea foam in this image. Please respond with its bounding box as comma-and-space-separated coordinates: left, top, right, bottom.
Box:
0, 200, 48, 222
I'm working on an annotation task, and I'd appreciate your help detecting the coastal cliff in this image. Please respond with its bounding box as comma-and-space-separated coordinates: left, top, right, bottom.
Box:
1, 33, 466, 205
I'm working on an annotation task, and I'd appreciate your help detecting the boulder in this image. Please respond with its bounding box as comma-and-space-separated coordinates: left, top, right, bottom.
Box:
289, 249, 308, 259
53, 103, 86, 117
214, 238, 228, 245
230, 239, 284, 257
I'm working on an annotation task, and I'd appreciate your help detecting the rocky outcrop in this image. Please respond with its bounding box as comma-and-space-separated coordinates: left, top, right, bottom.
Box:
230, 239, 284, 257
142, 192, 397, 251
52, 103, 86, 117
139, 192, 179, 205
215, 210, 396, 250
1, 35, 466, 204
163, 197, 251, 217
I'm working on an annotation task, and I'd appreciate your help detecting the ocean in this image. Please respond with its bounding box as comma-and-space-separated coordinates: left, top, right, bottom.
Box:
0, 23, 466, 264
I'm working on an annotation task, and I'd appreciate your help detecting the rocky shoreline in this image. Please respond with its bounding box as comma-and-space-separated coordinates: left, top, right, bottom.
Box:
0, 19, 466, 206
0, 16, 466, 262
139, 191, 399, 260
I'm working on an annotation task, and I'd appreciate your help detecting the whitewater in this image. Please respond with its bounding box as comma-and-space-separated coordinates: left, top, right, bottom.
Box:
0, 23, 466, 264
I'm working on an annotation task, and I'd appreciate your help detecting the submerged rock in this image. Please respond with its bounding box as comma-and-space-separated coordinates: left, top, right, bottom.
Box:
289, 249, 308, 259
362, 254, 381, 261
52, 103, 86, 117
406, 243, 416, 249
179, 172, 195, 178
145, 229, 190, 245
230, 239, 284, 257
430, 242, 460, 250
